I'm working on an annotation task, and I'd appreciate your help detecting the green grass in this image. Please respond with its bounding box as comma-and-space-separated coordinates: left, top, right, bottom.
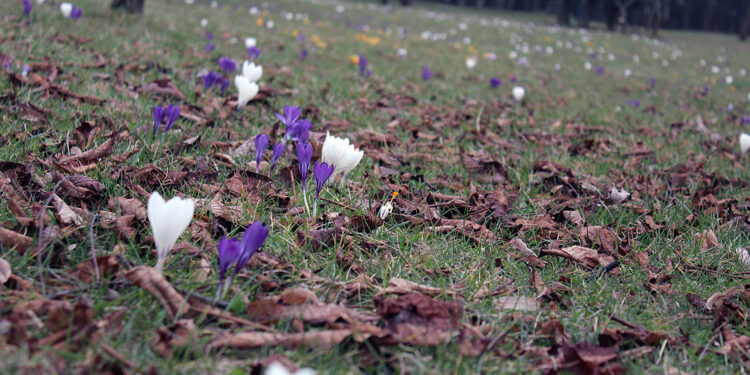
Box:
1, 0, 749, 373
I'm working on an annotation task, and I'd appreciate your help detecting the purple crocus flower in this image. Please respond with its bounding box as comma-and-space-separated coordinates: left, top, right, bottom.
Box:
205, 32, 214, 40
702, 85, 709, 95
164, 104, 180, 131
313, 161, 334, 200
205, 43, 216, 53
70, 5, 82, 19
297, 142, 313, 189
633, 100, 641, 108
217, 221, 269, 296
626, 100, 633, 106
216, 237, 241, 289
490, 77, 502, 88
219, 77, 230, 94
2, 60, 10, 70
296, 33, 306, 42
358, 54, 371, 77
286, 118, 311, 143
231, 221, 269, 280
254, 134, 269, 173
421, 65, 433, 81
202, 71, 222, 90
510, 76, 517, 83
595, 66, 604, 75
217, 57, 236, 74
275, 105, 301, 128
650, 77, 656, 89
152, 105, 166, 134
23, 0, 32, 15
300, 49, 308, 61
247, 46, 261, 61
740, 116, 750, 125
268, 142, 284, 175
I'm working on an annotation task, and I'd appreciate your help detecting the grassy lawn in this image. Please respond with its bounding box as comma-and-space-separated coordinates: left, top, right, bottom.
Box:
1, 0, 749, 373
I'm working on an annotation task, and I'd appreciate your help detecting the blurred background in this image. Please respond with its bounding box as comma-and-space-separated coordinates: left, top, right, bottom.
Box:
376, 0, 750, 39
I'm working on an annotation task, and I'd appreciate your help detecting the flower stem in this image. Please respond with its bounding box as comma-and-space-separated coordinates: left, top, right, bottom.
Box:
302, 185, 311, 217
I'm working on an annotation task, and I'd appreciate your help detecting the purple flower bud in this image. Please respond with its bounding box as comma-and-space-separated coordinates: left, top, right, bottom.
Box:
358, 54, 369, 77
490, 77, 501, 88
313, 161, 335, 200
219, 77, 230, 94
650, 77, 656, 89
247, 46, 261, 61
268, 142, 285, 175
23, 0, 33, 15
217, 56, 236, 74
300, 49, 308, 61
205, 43, 216, 53
297, 142, 313, 189
595, 66, 604, 75
164, 104, 180, 132
152, 105, 166, 134
232, 221, 269, 279
634, 100, 640, 108
297, 34, 306, 42
205, 32, 214, 40
254, 134, 269, 173
421, 65, 433, 81
70, 5, 82, 19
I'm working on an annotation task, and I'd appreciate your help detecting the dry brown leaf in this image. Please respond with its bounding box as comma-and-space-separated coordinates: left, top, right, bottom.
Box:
152, 319, 197, 358
695, 229, 720, 251
0, 226, 33, 254
108, 197, 147, 220
125, 266, 191, 320
495, 296, 539, 311
52, 194, 83, 226
208, 329, 353, 350
377, 277, 460, 297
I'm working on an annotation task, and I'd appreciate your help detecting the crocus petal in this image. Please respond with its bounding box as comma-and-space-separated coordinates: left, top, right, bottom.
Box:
235, 76, 259, 109
60, 2, 72, 17
741, 133, 750, 154
147, 192, 194, 270
217, 237, 241, 281
235, 221, 269, 274
242, 60, 263, 83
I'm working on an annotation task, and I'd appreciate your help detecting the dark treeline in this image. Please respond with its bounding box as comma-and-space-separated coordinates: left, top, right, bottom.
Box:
385, 0, 750, 40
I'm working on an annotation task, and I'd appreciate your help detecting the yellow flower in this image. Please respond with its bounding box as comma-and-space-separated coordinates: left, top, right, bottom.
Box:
303, 19, 310, 25
349, 55, 360, 64
256, 18, 264, 26
292, 29, 299, 38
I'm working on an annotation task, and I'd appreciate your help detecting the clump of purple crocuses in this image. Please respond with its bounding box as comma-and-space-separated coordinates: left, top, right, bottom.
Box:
153, 104, 180, 135
217, 57, 236, 75
203, 71, 229, 93
276, 105, 311, 143
23, 0, 32, 15
216, 221, 269, 298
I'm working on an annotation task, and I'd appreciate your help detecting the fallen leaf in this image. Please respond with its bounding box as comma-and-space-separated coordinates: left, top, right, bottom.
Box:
495, 296, 539, 311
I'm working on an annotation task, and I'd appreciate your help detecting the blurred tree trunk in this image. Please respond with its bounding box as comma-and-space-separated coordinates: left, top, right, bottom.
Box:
111, 0, 144, 14
702, 0, 717, 31
578, 0, 591, 28
476, 0, 487, 8
740, 2, 750, 40
557, 0, 572, 26
602, 0, 618, 30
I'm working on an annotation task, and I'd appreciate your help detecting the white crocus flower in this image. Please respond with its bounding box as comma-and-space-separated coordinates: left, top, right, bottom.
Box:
726, 76, 734, 85
60, 2, 73, 17
234, 75, 259, 109
245, 37, 257, 49
147, 192, 194, 272
512, 86, 525, 101
242, 61, 263, 83
321, 132, 364, 182
378, 201, 393, 220
584, 61, 592, 70
740, 133, 750, 154
200, 18, 208, 28
465, 56, 477, 69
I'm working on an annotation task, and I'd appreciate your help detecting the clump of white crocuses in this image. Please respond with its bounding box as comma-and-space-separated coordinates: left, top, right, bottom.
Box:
234, 60, 263, 109
321, 132, 364, 182
147, 192, 195, 272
